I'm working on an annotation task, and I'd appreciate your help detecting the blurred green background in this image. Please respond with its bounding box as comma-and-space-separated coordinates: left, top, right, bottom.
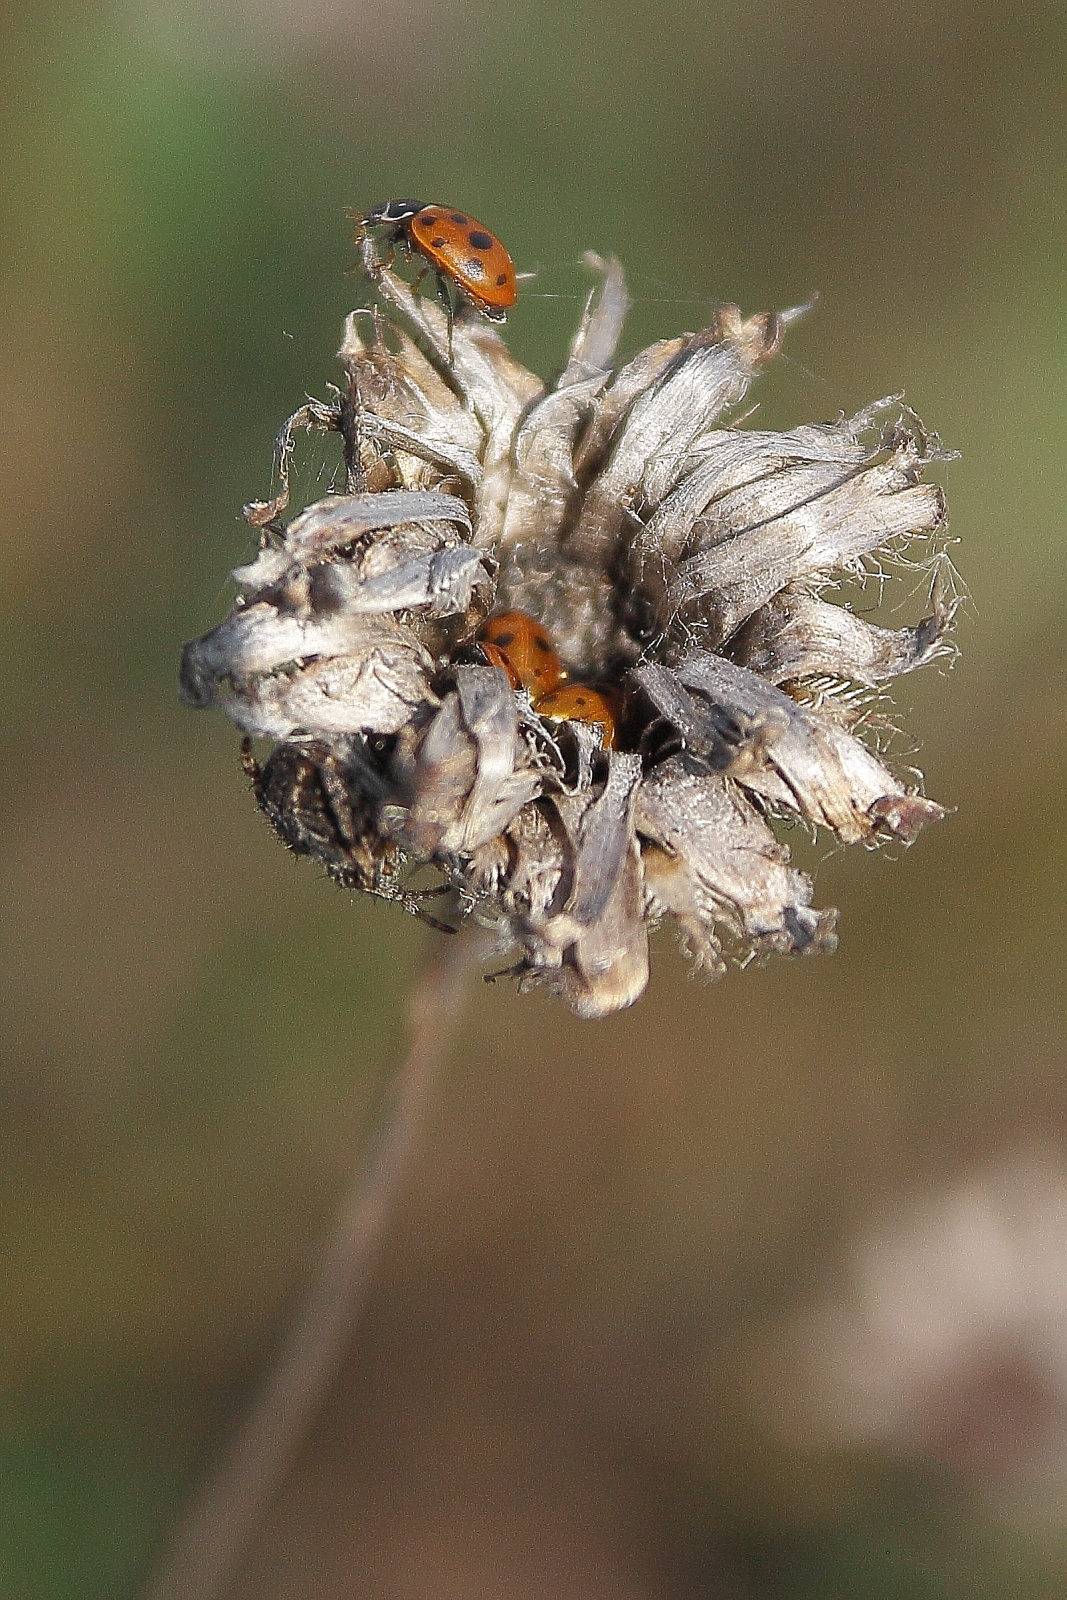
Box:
2, 0, 1066, 1594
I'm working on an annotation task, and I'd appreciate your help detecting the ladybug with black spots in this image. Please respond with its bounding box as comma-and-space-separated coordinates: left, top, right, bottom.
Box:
478, 610, 563, 697
533, 683, 622, 750
351, 200, 518, 324
475, 610, 622, 749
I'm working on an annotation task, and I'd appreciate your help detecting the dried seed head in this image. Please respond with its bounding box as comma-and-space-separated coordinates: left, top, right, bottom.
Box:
181, 248, 959, 1018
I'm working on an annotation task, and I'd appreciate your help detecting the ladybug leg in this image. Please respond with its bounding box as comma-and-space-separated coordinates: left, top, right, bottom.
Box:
387, 223, 414, 266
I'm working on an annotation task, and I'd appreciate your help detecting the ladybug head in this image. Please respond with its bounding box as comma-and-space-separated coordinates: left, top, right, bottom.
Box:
361, 199, 425, 228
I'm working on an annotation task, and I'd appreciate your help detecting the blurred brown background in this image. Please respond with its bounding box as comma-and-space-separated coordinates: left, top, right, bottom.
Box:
2, 0, 1066, 1594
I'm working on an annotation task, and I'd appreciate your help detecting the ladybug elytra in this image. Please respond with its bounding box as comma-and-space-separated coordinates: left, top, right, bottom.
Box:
351, 200, 518, 324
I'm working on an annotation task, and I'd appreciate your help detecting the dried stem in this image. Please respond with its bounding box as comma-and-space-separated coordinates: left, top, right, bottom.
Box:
142, 928, 485, 1600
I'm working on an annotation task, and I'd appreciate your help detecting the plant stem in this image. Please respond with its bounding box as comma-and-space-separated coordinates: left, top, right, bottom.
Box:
143, 929, 483, 1600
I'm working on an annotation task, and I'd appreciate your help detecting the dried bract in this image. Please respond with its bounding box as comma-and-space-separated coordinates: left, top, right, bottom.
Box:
181, 248, 958, 1017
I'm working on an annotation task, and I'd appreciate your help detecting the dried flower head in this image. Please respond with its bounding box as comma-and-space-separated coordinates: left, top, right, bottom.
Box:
181, 241, 958, 1019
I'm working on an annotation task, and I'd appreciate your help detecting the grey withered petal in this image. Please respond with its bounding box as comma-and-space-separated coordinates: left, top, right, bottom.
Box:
497, 801, 568, 925
525, 756, 649, 1020
566, 311, 786, 567
571, 334, 688, 481
283, 489, 472, 556
728, 566, 959, 687
670, 651, 945, 845
220, 626, 437, 742
338, 314, 485, 485
230, 491, 479, 605
500, 372, 610, 550
351, 410, 484, 497
545, 753, 644, 933
557, 253, 630, 385
178, 605, 433, 717
393, 667, 542, 860
390, 691, 476, 859
655, 408, 948, 647
498, 257, 631, 547
636, 755, 837, 965
333, 545, 489, 617
181, 245, 959, 1018
357, 237, 542, 548
444, 668, 542, 853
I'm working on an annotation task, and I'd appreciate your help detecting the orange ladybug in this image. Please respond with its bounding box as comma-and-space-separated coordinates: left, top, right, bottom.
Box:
478, 611, 563, 696
535, 684, 621, 750
352, 200, 518, 323
476, 611, 621, 749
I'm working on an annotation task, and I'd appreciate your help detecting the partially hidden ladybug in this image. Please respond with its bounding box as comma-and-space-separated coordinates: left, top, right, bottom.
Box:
478, 610, 563, 697
351, 200, 518, 324
476, 611, 621, 749
533, 683, 622, 750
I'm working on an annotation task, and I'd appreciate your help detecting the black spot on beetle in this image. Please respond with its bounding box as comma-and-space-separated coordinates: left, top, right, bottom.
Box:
450, 212, 468, 224
468, 230, 494, 250
496, 273, 509, 286
464, 257, 486, 278
431, 237, 447, 249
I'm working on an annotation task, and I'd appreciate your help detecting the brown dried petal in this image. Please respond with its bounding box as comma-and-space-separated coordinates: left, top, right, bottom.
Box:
391, 693, 471, 858
340, 315, 486, 472
242, 399, 340, 528
510, 754, 646, 1018
547, 836, 649, 1020
352, 411, 484, 494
